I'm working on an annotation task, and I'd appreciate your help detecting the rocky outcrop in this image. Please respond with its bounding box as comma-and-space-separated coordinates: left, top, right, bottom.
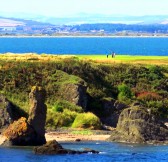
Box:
0, 95, 23, 131
34, 140, 99, 155
2, 117, 36, 146
108, 104, 168, 144
60, 83, 87, 110
28, 86, 47, 144
2, 86, 47, 146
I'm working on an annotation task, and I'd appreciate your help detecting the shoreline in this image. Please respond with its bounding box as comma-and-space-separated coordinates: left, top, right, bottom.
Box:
0, 132, 111, 145
0, 35, 168, 38
45, 132, 111, 142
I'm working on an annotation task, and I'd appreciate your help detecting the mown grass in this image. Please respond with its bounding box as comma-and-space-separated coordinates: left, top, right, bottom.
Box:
77, 55, 168, 65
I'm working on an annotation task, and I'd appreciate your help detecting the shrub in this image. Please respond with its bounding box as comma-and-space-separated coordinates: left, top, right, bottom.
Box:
58, 109, 78, 127
52, 102, 63, 112
117, 84, 134, 104
137, 91, 162, 102
46, 109, 78, 129
72, 112, 102, 129
52, 100, 83, 113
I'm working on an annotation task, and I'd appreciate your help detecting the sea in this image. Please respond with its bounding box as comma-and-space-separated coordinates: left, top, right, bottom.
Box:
1, 36, 168, 162
0, 37, 168, 56
1, 141, 168, 162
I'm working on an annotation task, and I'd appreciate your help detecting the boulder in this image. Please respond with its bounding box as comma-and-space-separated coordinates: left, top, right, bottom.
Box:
2, 117, 36, 146
108, 105, 168, 143
34, 140, 99, 155
1, 86, 47, 146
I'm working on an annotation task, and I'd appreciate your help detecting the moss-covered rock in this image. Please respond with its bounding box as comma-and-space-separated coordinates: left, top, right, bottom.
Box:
2, 117, 36, 146
59, 83, 88, 110
108, 104, 168, 143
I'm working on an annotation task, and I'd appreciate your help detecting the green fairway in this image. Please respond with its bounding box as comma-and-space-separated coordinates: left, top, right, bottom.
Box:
77, 55, 168, 65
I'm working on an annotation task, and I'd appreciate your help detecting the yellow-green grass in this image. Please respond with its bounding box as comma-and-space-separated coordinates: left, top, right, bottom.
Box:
0, 53, 168, 65
77, 55, 168, 65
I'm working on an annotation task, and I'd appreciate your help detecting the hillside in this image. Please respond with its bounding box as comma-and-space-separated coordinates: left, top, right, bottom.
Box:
0, 54, 167, 130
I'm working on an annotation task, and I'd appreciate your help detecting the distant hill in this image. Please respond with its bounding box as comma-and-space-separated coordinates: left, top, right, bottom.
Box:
0, 17, 53, 27
1, 12, 168, 25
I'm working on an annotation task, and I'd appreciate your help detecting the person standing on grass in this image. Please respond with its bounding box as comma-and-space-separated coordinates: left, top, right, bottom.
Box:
112, 52, 115, 58
113, 52, 116, 58
107, 54, 108, 58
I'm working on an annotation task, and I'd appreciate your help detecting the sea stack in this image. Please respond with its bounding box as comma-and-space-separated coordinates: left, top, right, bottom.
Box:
28, 86, 47, 145
2, 86, 47, 146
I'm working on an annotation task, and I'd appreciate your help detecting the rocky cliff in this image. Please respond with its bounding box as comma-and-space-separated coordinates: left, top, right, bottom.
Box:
100, 98, 127, 127
108, 104, 168, 143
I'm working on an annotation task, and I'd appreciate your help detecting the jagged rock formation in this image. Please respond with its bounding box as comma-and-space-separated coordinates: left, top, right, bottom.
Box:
34, 140, 99, 155
99, 98, 127, 127
28, 86, 47, 144
0, 95, 23, 131
2, 117, 36, 146
108, 104, 168, 144
60, 83, 88, 110
2, 86, 47, 146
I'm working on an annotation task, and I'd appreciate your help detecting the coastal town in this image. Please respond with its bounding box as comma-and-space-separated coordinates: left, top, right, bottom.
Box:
1, 17, 168, 36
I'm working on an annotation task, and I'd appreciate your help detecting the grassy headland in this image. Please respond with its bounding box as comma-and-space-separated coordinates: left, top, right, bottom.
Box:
0, 53, 168, 130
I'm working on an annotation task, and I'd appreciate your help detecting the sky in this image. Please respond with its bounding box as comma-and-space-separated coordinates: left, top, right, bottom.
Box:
0, 0, 168, 17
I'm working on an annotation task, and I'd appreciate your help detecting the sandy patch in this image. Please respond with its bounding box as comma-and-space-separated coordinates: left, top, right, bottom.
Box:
45, 132, 110, 142
0, 135, 6, 145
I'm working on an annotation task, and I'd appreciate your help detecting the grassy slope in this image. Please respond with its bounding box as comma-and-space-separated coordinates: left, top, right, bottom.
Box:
0, 53, 168, 129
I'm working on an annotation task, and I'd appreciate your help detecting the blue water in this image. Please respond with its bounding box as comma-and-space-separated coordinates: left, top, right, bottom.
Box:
0, 37, 168, 56
1, 141, 168, 162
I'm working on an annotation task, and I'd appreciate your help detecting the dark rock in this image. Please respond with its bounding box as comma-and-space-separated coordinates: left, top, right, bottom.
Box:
108, 105, 168, 144
114, 100, 128, 111
0, 95, 21, 131
100, 98, 127, 127
75, 138, 81, 142
28, 86, 47, 145
1, 86, 47, 146
34, 140, 99, 155
60, 83, 88, 110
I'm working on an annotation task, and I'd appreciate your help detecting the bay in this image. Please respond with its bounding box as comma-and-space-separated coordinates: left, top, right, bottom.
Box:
0, 37, 168, 56
1, 141, 168, 162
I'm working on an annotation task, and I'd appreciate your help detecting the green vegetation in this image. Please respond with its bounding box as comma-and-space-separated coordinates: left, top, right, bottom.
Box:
0, 53, 168, 129
52, 100, 83, 113
77, 55, 168, 65
71, 129, 93, 135
72, 112, 102, 129
117, 84, 134, 104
